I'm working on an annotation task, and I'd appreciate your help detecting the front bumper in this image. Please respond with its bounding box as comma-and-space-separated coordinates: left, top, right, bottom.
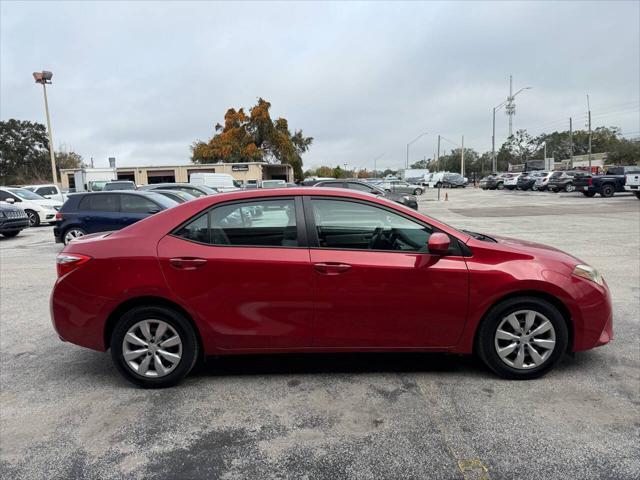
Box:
38, 210, 58, 223
0, 218, 30, 232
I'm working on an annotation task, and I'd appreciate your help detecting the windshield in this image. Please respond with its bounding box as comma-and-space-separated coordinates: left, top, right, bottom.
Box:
104, 182, 135, 191
143, 192, 180, 208
9, 188, 45, 200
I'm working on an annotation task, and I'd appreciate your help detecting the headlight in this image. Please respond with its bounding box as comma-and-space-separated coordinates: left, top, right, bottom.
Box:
572, 264, 603, 286
403, 195, 417, 202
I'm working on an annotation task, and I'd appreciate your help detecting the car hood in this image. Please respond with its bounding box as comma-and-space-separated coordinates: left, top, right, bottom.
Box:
489, 234, 583, 264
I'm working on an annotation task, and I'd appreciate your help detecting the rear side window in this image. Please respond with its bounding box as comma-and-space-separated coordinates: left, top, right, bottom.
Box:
78, 194, 119, 212
347, 182, 375, 193
121, 195, 159, 213
174, 199, 298, 247
36, 186, 57, 196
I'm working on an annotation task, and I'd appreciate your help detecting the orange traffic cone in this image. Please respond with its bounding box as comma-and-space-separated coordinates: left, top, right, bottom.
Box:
445, 192, 449, 201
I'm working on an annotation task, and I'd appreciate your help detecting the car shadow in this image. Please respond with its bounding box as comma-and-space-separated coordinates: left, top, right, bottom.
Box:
192, 351, 488, 379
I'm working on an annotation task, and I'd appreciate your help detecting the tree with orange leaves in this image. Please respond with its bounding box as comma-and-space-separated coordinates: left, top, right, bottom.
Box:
191, 98, 312, 180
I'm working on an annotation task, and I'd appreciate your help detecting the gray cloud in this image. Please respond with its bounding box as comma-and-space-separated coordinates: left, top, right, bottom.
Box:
1, 1, 638, 171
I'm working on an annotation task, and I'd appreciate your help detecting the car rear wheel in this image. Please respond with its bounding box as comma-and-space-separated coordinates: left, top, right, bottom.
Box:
435, 182, 442, 188
63, 227, 87, 245
25, 210, 40, 227
600, 184, 615, 197
476, 296, 568, 380
413, 188, 423, 195
582, 191, 596, 198
110, 305, 199, 388
564, 183, 575, 193
634, 192, 640, 199
1, 230, 20, 238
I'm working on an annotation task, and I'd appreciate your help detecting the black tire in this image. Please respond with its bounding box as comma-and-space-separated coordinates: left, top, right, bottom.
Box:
435, 182, 442, 188
1, 230, 21, 238
634, 192, 640, 200
582, 191, 596, 198
62, 226, 87, 245
564, 183, 575, 193
25, 210, 40, 227
600, 184, 615, 198
476, 296, 568, 380
413, 188, 423, 195
110, 305, 199, 388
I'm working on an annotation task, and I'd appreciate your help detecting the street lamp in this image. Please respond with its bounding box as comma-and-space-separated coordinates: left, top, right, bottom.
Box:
33, 70, 58, 184
491, 86, 531, 173
406, 132, 428, 169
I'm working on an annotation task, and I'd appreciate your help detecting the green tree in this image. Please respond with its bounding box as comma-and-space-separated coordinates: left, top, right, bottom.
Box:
409, 159, 429, 169
55, 149, 84, 178
606, 138, 640, 165
191, 98, 313, 180
0, 119, 51, 184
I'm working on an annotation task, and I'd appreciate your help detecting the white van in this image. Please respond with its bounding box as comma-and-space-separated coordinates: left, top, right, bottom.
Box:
189, 173, 240, 192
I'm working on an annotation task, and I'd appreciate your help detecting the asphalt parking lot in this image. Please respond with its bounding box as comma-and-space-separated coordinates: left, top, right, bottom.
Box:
1, 188, 639, 480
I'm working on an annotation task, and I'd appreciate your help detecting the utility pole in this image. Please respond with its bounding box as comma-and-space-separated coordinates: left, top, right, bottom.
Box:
436, 135, 441, 171
587, 94, 592, 170
569, 117, 573, 168
461, 135, 465, 176
506, 75, 514, 137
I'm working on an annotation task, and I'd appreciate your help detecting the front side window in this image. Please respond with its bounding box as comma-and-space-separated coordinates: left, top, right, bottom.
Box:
175, 199, 298, 247
346, 182, 375, 193
311, 199, 433, 252
36, 186, 57, 196
121, 195, 159, 213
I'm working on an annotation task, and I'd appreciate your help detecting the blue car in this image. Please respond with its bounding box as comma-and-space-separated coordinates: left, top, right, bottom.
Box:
53, 191, 178, 244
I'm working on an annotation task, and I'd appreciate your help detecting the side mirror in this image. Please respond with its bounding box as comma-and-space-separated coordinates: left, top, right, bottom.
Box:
148, 207, 161, 214
428, 232, 450, 255
4, 198, 15, 204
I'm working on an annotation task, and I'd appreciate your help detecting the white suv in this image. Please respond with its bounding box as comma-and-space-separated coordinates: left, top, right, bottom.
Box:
0, 187, 63, 226
503, 173, 521, 190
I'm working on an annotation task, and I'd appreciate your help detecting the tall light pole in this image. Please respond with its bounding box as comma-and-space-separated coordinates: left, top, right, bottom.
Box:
33, 70, 58, 184
406, 132, 428, 169
492, 84, 532, 172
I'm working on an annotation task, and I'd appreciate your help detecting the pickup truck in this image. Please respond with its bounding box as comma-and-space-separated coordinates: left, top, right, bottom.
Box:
624, 172, 640, 199
575, 166, 640, 198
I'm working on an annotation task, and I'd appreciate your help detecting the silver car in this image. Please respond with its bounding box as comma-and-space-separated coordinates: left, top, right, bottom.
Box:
380, 180, 424, 195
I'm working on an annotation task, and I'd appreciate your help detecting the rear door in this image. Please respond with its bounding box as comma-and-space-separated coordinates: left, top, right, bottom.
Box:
158, 196, 314, 350
76, 194, 121, 233
119, 194, 158, 227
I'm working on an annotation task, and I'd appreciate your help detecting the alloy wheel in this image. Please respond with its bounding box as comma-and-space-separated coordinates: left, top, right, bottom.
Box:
27, 211, 38, 227
494, 310, 556, 370
64, 229, 85, 244
122, 319, 183, 378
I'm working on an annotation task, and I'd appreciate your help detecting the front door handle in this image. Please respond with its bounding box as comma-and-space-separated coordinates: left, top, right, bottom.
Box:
313, 262, 351, 275
170, 257, 207, 270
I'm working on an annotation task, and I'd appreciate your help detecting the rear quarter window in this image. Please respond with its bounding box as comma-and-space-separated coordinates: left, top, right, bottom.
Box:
78, 194, 120, 212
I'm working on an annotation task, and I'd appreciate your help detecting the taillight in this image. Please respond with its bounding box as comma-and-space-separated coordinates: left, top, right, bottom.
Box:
587, 178, 593, 186
55, 212, 63, 221
56, 253, 92, 277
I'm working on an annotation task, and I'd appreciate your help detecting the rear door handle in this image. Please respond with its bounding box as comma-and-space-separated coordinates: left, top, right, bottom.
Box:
313, 262, 351, 275
170, 257, 207, 270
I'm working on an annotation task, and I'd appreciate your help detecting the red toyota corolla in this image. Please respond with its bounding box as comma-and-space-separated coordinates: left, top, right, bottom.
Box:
51, 188, 613, 387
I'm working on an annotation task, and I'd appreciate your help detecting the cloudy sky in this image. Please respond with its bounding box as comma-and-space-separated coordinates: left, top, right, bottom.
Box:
1, 1, 638, 171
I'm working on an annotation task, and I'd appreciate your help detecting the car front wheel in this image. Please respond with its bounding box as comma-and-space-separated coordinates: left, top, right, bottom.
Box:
564, 183, 575, 192
110, 305, 199, 388
1, 230, 21, 238
25, 210, 40, 227
413, 188, 423, 195
476, 296, 568, 380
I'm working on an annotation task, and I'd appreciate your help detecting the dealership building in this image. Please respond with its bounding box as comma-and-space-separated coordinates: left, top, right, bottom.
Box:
59, 162, 294, 189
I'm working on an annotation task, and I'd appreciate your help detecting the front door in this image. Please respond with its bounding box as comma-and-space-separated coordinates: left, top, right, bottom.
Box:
158, 197, 313, 351
306, 197, 469, 349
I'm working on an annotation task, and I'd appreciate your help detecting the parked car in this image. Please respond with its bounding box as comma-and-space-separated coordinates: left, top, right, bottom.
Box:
314, 180, 418, 209
22, 184, 68, 202
260, 180, 287, 189
441, 173, 468, 188
380, 179, 424, 195
624, 171, 640, 199
516, 171, 546, 191
103, 181, 137, 191
574, 166, 640, 198
533, 171, 554, 191
53, 191, 178, 244
503, 173, 522, 190
548, 171, 591, 193
51, 187, 613, 388
300, 177, 334, 186
0, 202, 29, 238
479, 175, 502, 190
0, 187, 63, 226
151, 190, 197, 204
190, 173, 241, 192
139, 183, 218, 197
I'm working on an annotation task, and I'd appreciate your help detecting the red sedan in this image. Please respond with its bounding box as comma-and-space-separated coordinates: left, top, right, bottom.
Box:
51, 188, 613, 387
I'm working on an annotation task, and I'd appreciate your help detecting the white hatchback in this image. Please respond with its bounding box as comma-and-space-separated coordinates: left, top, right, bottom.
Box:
0, 187, 63, 226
